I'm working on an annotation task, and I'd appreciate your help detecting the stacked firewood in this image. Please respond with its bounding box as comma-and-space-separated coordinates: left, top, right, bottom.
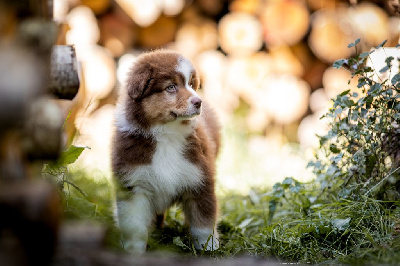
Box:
51, 0, 399, 150
0, 0, 80, 265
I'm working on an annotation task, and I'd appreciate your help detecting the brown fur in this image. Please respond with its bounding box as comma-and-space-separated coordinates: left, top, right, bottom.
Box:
111, 50, 220, 253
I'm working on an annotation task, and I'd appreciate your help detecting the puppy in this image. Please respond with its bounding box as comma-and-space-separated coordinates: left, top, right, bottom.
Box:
112, 50, 220, 254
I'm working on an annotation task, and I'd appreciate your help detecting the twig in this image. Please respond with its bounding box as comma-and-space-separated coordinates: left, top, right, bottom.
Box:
64, 180, 88, 197
366, 164, 400, 195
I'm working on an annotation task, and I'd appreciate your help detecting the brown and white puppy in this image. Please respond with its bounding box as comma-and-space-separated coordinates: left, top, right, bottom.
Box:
112, 50, 220, 254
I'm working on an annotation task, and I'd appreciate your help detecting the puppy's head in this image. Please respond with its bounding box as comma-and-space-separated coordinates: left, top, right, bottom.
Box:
124, 50, 201, 127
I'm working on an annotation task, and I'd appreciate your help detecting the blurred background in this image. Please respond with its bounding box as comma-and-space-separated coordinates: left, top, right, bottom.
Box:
53, 0, 400, 193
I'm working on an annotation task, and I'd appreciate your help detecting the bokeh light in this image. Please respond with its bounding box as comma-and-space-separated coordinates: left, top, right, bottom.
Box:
115, 0, 161, 27
219, 12, 263, 56
54, 0, 400, 192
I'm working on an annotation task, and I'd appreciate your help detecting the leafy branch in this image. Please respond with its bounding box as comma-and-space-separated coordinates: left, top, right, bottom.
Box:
42, 144, 89, 196
310, 39, 400, 200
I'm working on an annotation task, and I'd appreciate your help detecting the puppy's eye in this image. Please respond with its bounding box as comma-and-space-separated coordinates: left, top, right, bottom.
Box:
166, 84, 177, 93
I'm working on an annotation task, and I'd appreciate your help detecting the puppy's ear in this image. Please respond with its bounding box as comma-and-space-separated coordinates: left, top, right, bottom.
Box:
126, 64, 153, 101
192, 72, 200, 90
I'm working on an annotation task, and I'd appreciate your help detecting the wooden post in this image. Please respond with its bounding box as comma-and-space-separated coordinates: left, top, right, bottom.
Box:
0, 1, 77, 265
23, 97, 64, 160
49, 45, 80, 100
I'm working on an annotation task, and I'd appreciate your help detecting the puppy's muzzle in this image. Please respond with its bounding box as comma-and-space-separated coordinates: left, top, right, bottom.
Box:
191, 97, 202, 109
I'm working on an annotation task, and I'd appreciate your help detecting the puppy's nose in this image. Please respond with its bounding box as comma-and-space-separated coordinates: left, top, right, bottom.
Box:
191, 97, 202, 109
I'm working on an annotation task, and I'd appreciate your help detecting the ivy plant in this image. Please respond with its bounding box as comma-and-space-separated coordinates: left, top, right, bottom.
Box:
308, 39, 400, 200
42, 144, 88, 195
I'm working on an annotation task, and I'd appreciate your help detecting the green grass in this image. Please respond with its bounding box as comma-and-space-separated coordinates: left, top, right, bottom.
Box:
60, 169, 122, 250
60, 169, 400, 264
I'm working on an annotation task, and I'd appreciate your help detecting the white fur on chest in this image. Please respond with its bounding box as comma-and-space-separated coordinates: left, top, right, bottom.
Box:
125, 120, 202, 213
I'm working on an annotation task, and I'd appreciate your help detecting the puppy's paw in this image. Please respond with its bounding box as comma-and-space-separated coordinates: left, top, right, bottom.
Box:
204, 233, 220, 251
123, 240, 147, 255
191, 227, 220, 251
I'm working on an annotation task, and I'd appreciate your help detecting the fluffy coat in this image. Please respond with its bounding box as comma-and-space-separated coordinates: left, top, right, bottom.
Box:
112, 50, 220, 254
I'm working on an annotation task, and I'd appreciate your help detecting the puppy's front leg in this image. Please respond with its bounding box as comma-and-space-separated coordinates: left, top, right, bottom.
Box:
183, 190, 219, 251
116, 189, 154, 254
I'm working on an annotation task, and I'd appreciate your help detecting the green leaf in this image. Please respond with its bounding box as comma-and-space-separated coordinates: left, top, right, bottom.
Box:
43, 145, 88, 176
289, 182, 301, 193
380, 56, 394, 73
268, 200, 278, 222
329, 144, 341, 154
347, 39, 360, 48
358, 78, 367, 88
365, 96, 373, 109
272, 184, 285, 198
66, 196, 97, 218
173, 237, 189, 249
333, 59, 347, 69
335, 107, 343, 116
332, 218, 351, 231
391, 73, 400, 85
385, 56, 394, 64
369, 83, 382, 94
333, 153, 343, 164
339, 89, 350, 96
282, 177, 294, 186
359, 51, 370, 58
318, 136, 328, 146
376, 39, 387, 49
238, 217, 254, 229
379, 65, 389, 73
339, 122, 350, 131
326, 164, 338, 176
363, 66, 373, 73
58, 145, 88, 165
361, 108, 367, 117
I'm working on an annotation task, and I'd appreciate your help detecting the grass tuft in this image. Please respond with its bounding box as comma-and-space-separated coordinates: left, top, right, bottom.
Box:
58, 170, 400, 264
